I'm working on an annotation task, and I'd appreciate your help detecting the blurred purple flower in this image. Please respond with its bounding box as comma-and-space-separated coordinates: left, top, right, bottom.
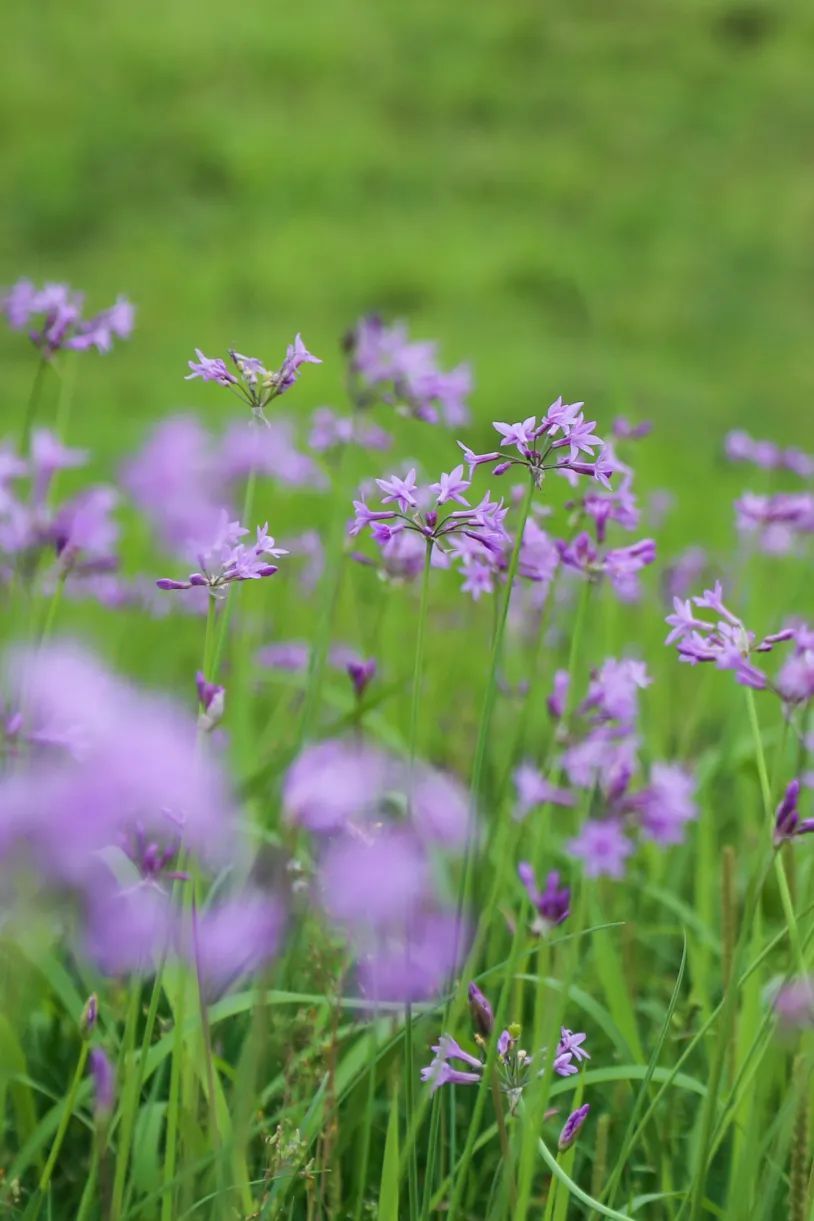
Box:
567, 817, 633, 879
631, 763, 697, 846
309, 407, 391, 454
1, 279, 134, 356
318, 828, 429, 933
187, 894, 284, 995
347, 315, 471, 426
513, 763, 574, 817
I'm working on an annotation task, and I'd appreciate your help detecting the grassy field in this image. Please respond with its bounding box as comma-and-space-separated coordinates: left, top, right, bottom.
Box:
2, 3, 814, 1218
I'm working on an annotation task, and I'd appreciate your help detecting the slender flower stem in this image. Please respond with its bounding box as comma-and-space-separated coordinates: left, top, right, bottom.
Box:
298, 442, 353, 747
744, 687, 805, 974
37, 1041, 89, 1203
409, 540, 434, 771
110, 980, 141, 1219
19, 356, 47, 453
36, 571, 67, 647
212, 463, 257, 678
456, 475, 535, 941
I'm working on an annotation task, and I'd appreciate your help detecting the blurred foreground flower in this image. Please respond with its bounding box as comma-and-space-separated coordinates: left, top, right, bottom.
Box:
1, 279, 134, 356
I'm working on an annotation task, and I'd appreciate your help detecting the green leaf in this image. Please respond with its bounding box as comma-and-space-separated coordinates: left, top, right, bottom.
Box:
378, 1084, 400, 1221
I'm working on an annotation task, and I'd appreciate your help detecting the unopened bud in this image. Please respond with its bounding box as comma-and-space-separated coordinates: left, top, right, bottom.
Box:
558, 1103, 590, 1151
468, 981, 494, 1037
80, 994, 98, 1039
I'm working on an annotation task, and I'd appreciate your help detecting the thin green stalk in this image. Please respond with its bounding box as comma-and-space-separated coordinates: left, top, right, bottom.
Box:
36, 571, 66, 647
354, 1015, 381, 1221
19, 356, 47, 453
450, 475, 535, 1008
409, 540, 434, 770
745, 688, 805, 974
404, 542, 433, 1221
297, 443, 352, 746
161, 971, 187, 1221
537, 1134, 631, 1221
37, 1041, 90, 1201
190, 900, 225, 1216
212, 463, 257, 678
111, 980, 142, 1219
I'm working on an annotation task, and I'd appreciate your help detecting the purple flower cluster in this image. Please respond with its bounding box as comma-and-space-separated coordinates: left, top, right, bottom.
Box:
725, 430, 814, 478
283, 737, 473, 1001
1, 279, 134, 356
186, 335, 321, 424
665, 581, 796, 690
308, 407, 391, 454
0, 430, 119, 584
458, 398, 610, 491
122, 414, 325, 559
734, 491, 814, 555
517, 862, 571, 930
420, 981, 589, 1112
0, 644, 282, 987
349, 465, 509, 593
515, 658, 697, 877
156, 511, 286, 596
346, 314, 471, 426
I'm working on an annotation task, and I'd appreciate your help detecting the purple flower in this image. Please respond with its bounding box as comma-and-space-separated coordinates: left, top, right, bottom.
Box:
318, 828, 429, 933
429, 465, 471, 507
547, 670, 570, 719
583, 658, 651, 725
122, 415, 224, 555
517, 862, 570, 928
613, 416, 652, 440
196, 671, 225, 732
278, 332, 322, 391
30, 430, 87, 503
567, 818, 633, 879
283, 739, 397, 833
420, 1059, 482, 1093
186, 894, 284, 995
773, 976, 814, 1029
358, 909, 469, 1004
156, 512, 286, 596
662, 546, 708, 603
725, 430, 814, 477
219, 419, 327, 490
376, 468, 419, 512
352, 469, 509, 588
513, 763, 574, 817
666, 582, 795, 689
89, 1049, 116, 1118
0, 644, 234, 891
558, 1027, 590, 1063
2, 279, 133, 356
460, 399, 609, 490
735, 492, 814, 555
772, 779, 814, 845
558, 1103, 590, 1151
632, 763, 697, 846
468, 981, 494, 1036
185, 336, 320, 421
777, 636, 814, 704
347, 315, 471, 426
347, 658, 376, 699
51, 486, 119, 573
309, 407, 391, 454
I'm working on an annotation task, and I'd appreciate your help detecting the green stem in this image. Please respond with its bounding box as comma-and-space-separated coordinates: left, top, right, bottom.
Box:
453, 475, 535, 973
38, 1041, 90, 1198
537, 1135, 631, 1221
110, 980, 141, 1219
19, 357, 47, 453
297, 443, 352, 746
409, 541, 434, 770
161, 971, 187, 1221
744, 688, 805, 974
37, 571, 66, 647
211, 463, 257, 678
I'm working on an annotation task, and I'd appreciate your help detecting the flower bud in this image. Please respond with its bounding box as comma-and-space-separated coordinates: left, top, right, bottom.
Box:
80, 993, 98, 1040
558, 1103, 590, 1151
467, 981, 494, 1037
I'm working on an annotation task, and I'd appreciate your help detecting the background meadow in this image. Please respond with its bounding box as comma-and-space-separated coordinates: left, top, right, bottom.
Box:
2, 1, 814, 1218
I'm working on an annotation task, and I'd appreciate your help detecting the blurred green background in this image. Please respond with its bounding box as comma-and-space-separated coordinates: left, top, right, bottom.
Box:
2, 0, 812, 540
